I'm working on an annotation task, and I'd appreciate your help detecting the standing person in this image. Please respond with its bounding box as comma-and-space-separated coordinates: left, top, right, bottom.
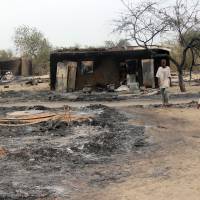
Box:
156, 59, 171, 106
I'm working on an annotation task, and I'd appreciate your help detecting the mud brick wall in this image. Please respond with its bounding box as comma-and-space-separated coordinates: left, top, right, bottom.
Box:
21, 58, 32, 76
75, 57, 120, 90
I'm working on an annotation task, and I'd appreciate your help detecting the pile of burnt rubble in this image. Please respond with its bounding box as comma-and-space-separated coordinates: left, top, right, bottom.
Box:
0, 105, 146, 159
0, 105, 147, 199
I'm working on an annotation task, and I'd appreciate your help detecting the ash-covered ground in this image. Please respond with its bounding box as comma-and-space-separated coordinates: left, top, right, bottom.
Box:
0, 105, 152, 200
0, 89, 199, 103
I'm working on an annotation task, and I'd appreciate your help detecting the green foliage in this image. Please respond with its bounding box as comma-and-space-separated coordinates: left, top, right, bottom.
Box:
168, 30, 200, 71
14, 25, 52, 75
182, 30, 200, 48
170, 43, 191, 70
0, 49, 13, 61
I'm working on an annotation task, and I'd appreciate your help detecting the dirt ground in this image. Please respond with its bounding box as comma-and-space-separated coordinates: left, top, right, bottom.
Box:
0, 77, 199, 200
0, 83, 199, 109
0, 105, 148, 199
82, 106, 200, 200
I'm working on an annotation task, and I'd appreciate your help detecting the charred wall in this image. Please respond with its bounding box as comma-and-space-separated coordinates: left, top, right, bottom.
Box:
50, 55, 120, 90
75, 57, 120, 90
0, 58, 32, 76
0, 59, 21, 76
50, 49, 170, 90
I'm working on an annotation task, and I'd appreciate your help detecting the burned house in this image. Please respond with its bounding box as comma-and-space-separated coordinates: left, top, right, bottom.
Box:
50, 46, 170, 92
0, 57, 32, 77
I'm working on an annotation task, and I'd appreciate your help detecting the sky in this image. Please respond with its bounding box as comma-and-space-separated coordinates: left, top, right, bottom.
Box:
0, 0, 128, 51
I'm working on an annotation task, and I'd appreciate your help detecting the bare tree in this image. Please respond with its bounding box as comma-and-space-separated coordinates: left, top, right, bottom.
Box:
114, 0, 200, 92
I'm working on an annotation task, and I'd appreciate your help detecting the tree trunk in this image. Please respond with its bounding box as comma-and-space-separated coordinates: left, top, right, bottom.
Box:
167, 55, 186, 92
178, 72, 186, 92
